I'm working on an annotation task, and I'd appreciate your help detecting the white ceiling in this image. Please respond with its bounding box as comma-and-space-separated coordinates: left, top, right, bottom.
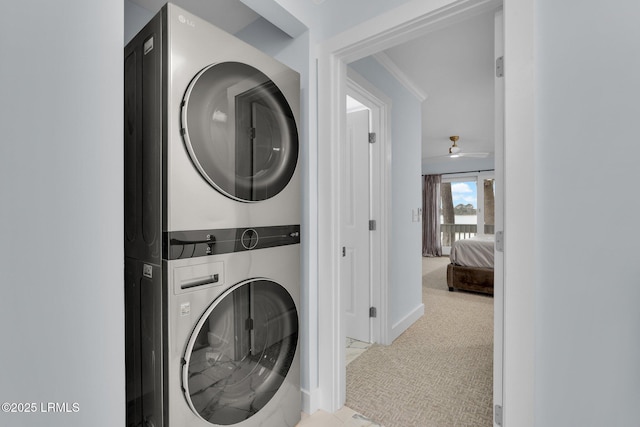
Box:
382, 9, 496, 166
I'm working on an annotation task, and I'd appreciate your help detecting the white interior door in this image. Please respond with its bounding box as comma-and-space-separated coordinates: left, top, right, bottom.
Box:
342, 109, 371, 343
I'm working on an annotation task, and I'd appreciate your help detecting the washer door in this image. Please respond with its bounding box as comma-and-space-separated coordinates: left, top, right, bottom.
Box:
183, 279, 298, 425
181, 62, 298, 202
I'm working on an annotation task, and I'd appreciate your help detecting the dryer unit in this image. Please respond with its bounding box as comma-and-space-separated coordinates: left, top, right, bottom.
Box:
124, 1, 300, 240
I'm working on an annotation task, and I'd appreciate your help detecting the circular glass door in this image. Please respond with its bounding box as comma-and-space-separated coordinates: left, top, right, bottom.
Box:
183, 279, 298, 425
181, 62, 298, 202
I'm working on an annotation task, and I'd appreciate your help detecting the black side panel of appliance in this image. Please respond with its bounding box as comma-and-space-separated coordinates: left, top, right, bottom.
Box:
124, 9, 163, 265
140, 261, 164, 427
124, 50, 139, 256
124, 258, 166, 427
124, 7, 166, 427
124, 258, 164, 427
123, 258, 164, 427
124, 257, 142, 427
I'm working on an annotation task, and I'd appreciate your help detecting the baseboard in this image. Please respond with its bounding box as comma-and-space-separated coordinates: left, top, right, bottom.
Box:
390, 303, 424, 342
301, 387, 319, 415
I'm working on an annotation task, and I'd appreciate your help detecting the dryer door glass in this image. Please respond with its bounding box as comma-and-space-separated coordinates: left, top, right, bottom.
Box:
182, 62, 298, 202
183, 280, 298, 425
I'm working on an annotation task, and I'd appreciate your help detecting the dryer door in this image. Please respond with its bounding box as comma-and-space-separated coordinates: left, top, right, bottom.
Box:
181, 62, 298, 202
183, 279, 298, 425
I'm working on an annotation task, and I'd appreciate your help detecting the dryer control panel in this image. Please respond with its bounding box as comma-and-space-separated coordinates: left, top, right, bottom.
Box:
163, 224, 300, 260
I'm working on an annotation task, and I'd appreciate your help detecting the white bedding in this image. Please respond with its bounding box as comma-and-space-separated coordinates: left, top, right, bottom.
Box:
449, 235, 494, 269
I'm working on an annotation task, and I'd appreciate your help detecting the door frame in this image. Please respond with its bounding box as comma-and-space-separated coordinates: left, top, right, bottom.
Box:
346, 69, 392, 346
316, 0, 535, 424
317, 0, 503, 412
493, 7, 505, 424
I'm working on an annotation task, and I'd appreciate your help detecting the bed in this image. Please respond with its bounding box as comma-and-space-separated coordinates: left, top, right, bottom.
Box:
447, 234, 494, 295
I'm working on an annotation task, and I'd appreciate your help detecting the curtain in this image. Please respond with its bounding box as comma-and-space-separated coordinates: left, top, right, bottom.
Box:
422, 174, 442, 257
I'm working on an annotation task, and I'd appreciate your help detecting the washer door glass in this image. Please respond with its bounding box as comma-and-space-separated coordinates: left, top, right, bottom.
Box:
183, 279, 298, 425
182, 62, 298, 202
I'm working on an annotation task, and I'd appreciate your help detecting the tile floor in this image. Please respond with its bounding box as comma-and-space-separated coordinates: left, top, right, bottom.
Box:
297, 406, 383, 427
295, 338, 379, 426
345, 337, 373, 366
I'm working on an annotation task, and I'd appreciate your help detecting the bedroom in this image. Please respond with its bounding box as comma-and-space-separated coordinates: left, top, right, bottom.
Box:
413, 8, 499, 293
418, 10, 499, 423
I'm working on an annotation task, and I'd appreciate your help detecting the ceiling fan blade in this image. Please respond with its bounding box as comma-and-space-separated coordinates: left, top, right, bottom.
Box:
458, 152, 490, 158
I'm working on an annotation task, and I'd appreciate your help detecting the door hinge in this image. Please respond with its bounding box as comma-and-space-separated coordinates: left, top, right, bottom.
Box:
342, 246, 346, 257
495, 405, 503, 426
495, 231, 504, 252
368, 132, 376, 144
369, 307, 377, 318
496, 56, 504, 78
369, 219, 377, 231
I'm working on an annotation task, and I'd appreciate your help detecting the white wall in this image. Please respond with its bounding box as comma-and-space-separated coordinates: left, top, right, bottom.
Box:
422, 156, 494, 175
349, 57, 423, 332
535, 0, 640, 425
0, 2, 124, 427
125, 0, 153, 44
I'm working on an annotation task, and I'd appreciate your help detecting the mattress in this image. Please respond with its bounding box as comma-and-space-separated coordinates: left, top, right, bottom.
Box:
449, 235, 494, 269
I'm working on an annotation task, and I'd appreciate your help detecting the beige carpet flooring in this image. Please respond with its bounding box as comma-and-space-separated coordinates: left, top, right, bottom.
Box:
345, 256, 493, 427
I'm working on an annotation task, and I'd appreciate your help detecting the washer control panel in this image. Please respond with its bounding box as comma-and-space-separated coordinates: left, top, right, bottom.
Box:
164, 224, 300, 260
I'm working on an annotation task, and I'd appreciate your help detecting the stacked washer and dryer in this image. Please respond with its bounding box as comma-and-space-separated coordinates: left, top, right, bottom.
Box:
124, 4, 301, 427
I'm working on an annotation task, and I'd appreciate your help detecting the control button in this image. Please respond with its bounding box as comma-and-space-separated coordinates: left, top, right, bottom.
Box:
241, 228, 259, 250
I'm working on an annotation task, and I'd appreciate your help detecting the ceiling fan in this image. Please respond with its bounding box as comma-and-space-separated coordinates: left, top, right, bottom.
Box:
446, 135, 489, 158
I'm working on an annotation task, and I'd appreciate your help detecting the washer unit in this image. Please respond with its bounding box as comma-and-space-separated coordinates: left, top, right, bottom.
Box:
124, 3, 301, 427
166, 242, 300, 427
126, 228, 301, 427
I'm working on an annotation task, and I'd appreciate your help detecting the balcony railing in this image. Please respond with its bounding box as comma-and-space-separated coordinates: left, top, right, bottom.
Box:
441, 223, 495, 246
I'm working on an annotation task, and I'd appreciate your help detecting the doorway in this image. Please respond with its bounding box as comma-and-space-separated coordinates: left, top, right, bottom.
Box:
316, 0, 517, 421
343, 101, 372, 345
341, 71, 392, 350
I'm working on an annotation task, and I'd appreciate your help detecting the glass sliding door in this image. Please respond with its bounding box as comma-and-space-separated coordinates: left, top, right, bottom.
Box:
440, 172, 494, 253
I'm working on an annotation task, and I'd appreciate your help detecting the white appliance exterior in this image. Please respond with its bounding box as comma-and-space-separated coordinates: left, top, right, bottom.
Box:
166, 245, 301, 427
165, 4, 300, 232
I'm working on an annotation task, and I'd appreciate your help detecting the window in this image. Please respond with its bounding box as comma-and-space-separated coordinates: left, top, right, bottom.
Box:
440, 172, 494, 252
